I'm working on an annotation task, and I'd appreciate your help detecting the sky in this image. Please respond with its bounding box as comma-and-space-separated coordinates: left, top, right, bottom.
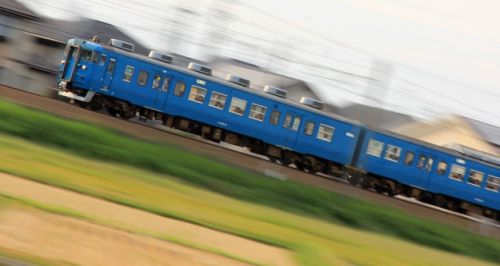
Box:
19, 0, 500, 128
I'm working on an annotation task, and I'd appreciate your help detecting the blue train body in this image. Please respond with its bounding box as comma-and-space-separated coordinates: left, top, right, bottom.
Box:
57, 38, 500, 218
58, 38, 362, 167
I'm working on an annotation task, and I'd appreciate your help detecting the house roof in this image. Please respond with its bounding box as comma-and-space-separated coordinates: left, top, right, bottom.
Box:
209, 57, 320, 103
28, 18, 149, 54
335, 103, 415, 129
464, 117, 500, 147
392, 115, 500, 156
0, 0, 40, 20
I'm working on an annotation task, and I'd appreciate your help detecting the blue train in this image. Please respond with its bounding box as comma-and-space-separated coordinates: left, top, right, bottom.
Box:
56, 38, 500, 220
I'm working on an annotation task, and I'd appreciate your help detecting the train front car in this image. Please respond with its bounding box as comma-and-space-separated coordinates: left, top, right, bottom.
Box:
57, 38, 105, 102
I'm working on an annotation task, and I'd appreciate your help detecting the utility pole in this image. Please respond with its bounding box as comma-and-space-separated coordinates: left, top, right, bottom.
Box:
203, 0, 235, 57
365, 60, 394, 107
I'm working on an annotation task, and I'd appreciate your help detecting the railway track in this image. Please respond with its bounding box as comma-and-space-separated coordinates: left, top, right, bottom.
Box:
1, 85, 499, 238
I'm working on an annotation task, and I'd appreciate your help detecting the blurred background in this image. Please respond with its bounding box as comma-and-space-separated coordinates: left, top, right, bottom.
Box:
1, 0, 499, 156
1, 2, 500, 265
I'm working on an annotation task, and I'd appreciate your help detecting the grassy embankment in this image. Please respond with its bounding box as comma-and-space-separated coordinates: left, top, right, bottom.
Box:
0, 100, 499, 265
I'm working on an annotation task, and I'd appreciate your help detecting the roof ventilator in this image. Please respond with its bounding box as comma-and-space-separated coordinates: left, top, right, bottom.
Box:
263, 85, 287, 98
451, 144, 500, 167
226, 74, 250, 87
148, 51, 173, 64
108, 39, 135, 52
188, 62, 212, 76
300, 97, 323, 109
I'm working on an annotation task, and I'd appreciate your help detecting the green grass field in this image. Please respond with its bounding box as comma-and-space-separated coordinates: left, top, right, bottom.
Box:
0, 100, 499, 265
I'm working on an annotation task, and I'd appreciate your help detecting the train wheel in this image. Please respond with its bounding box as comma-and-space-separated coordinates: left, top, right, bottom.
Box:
281, 152, 293, 167
374, 185, 385, 194
119, 110, 133, 120
386, 186, 396, 197
401, 186, 412, 197
348, 174, 363, 186
268, 157, 278, 164
482, 208, 495, 218
107, 108, 119, 117
445, 199, 458, 211
295, 162, 305, 171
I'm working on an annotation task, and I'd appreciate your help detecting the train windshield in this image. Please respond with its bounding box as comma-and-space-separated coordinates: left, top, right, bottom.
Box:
80, 49, 93, 61
79, 49, 100, 64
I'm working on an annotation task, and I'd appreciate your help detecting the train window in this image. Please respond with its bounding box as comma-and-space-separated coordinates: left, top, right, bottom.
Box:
436, 161, 448, 175
449, 164, 466, 181
426, 158, 434, 172
209, 92, 227, 110
283, 113, 292, 128
107, 59, 116, 73
367, 139, 384, 157
384, 145, 401, 162
404, 152, 415, 165
317, 124, 334, 142
123, 65, 134, 82
137, 70, 149, 86
188, 86, 207, 103
291, 116, 301, 131
486, 175, 500, 192
80, 49, 92, 61
152, 74, 161, 89
417, 155, 426, 169
162, 77, 170, 92
91, 52, 99, 63
229, 98, 246, 116
249, 104, 267, 121
304, 121, 315, 135
174, 81, 186, 96
71, 47, 78, 59
467, 170, 484, 186
99, 54, 107, 65
269, 110, 281, 125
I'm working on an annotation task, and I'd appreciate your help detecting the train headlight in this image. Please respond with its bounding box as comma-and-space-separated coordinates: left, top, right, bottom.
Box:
81, 64, 87, 70
60, 60, 65, 64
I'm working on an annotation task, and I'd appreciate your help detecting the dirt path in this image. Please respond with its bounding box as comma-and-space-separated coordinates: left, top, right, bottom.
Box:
0, 173, 295, 266
0, 209, 249, 266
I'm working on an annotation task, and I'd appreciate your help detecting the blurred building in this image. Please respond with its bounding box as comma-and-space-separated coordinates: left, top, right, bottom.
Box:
0, 0, 147, 96
0, 0, 44, 93
209, 57, 319, 103
394, 116, 500, 156
331, 103, 415, 130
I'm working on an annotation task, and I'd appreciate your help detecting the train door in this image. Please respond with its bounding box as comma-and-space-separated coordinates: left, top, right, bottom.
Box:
163, 77, 186, 115
101, 58, 116, 91
415, 152, 435, 187
61, 45, 80, 81
283, 112, 302, 148
151, 73, 173, 110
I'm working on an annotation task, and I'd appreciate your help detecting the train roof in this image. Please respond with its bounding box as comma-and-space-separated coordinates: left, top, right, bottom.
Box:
77, 38, 364, 128
371, 126, 500, 169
